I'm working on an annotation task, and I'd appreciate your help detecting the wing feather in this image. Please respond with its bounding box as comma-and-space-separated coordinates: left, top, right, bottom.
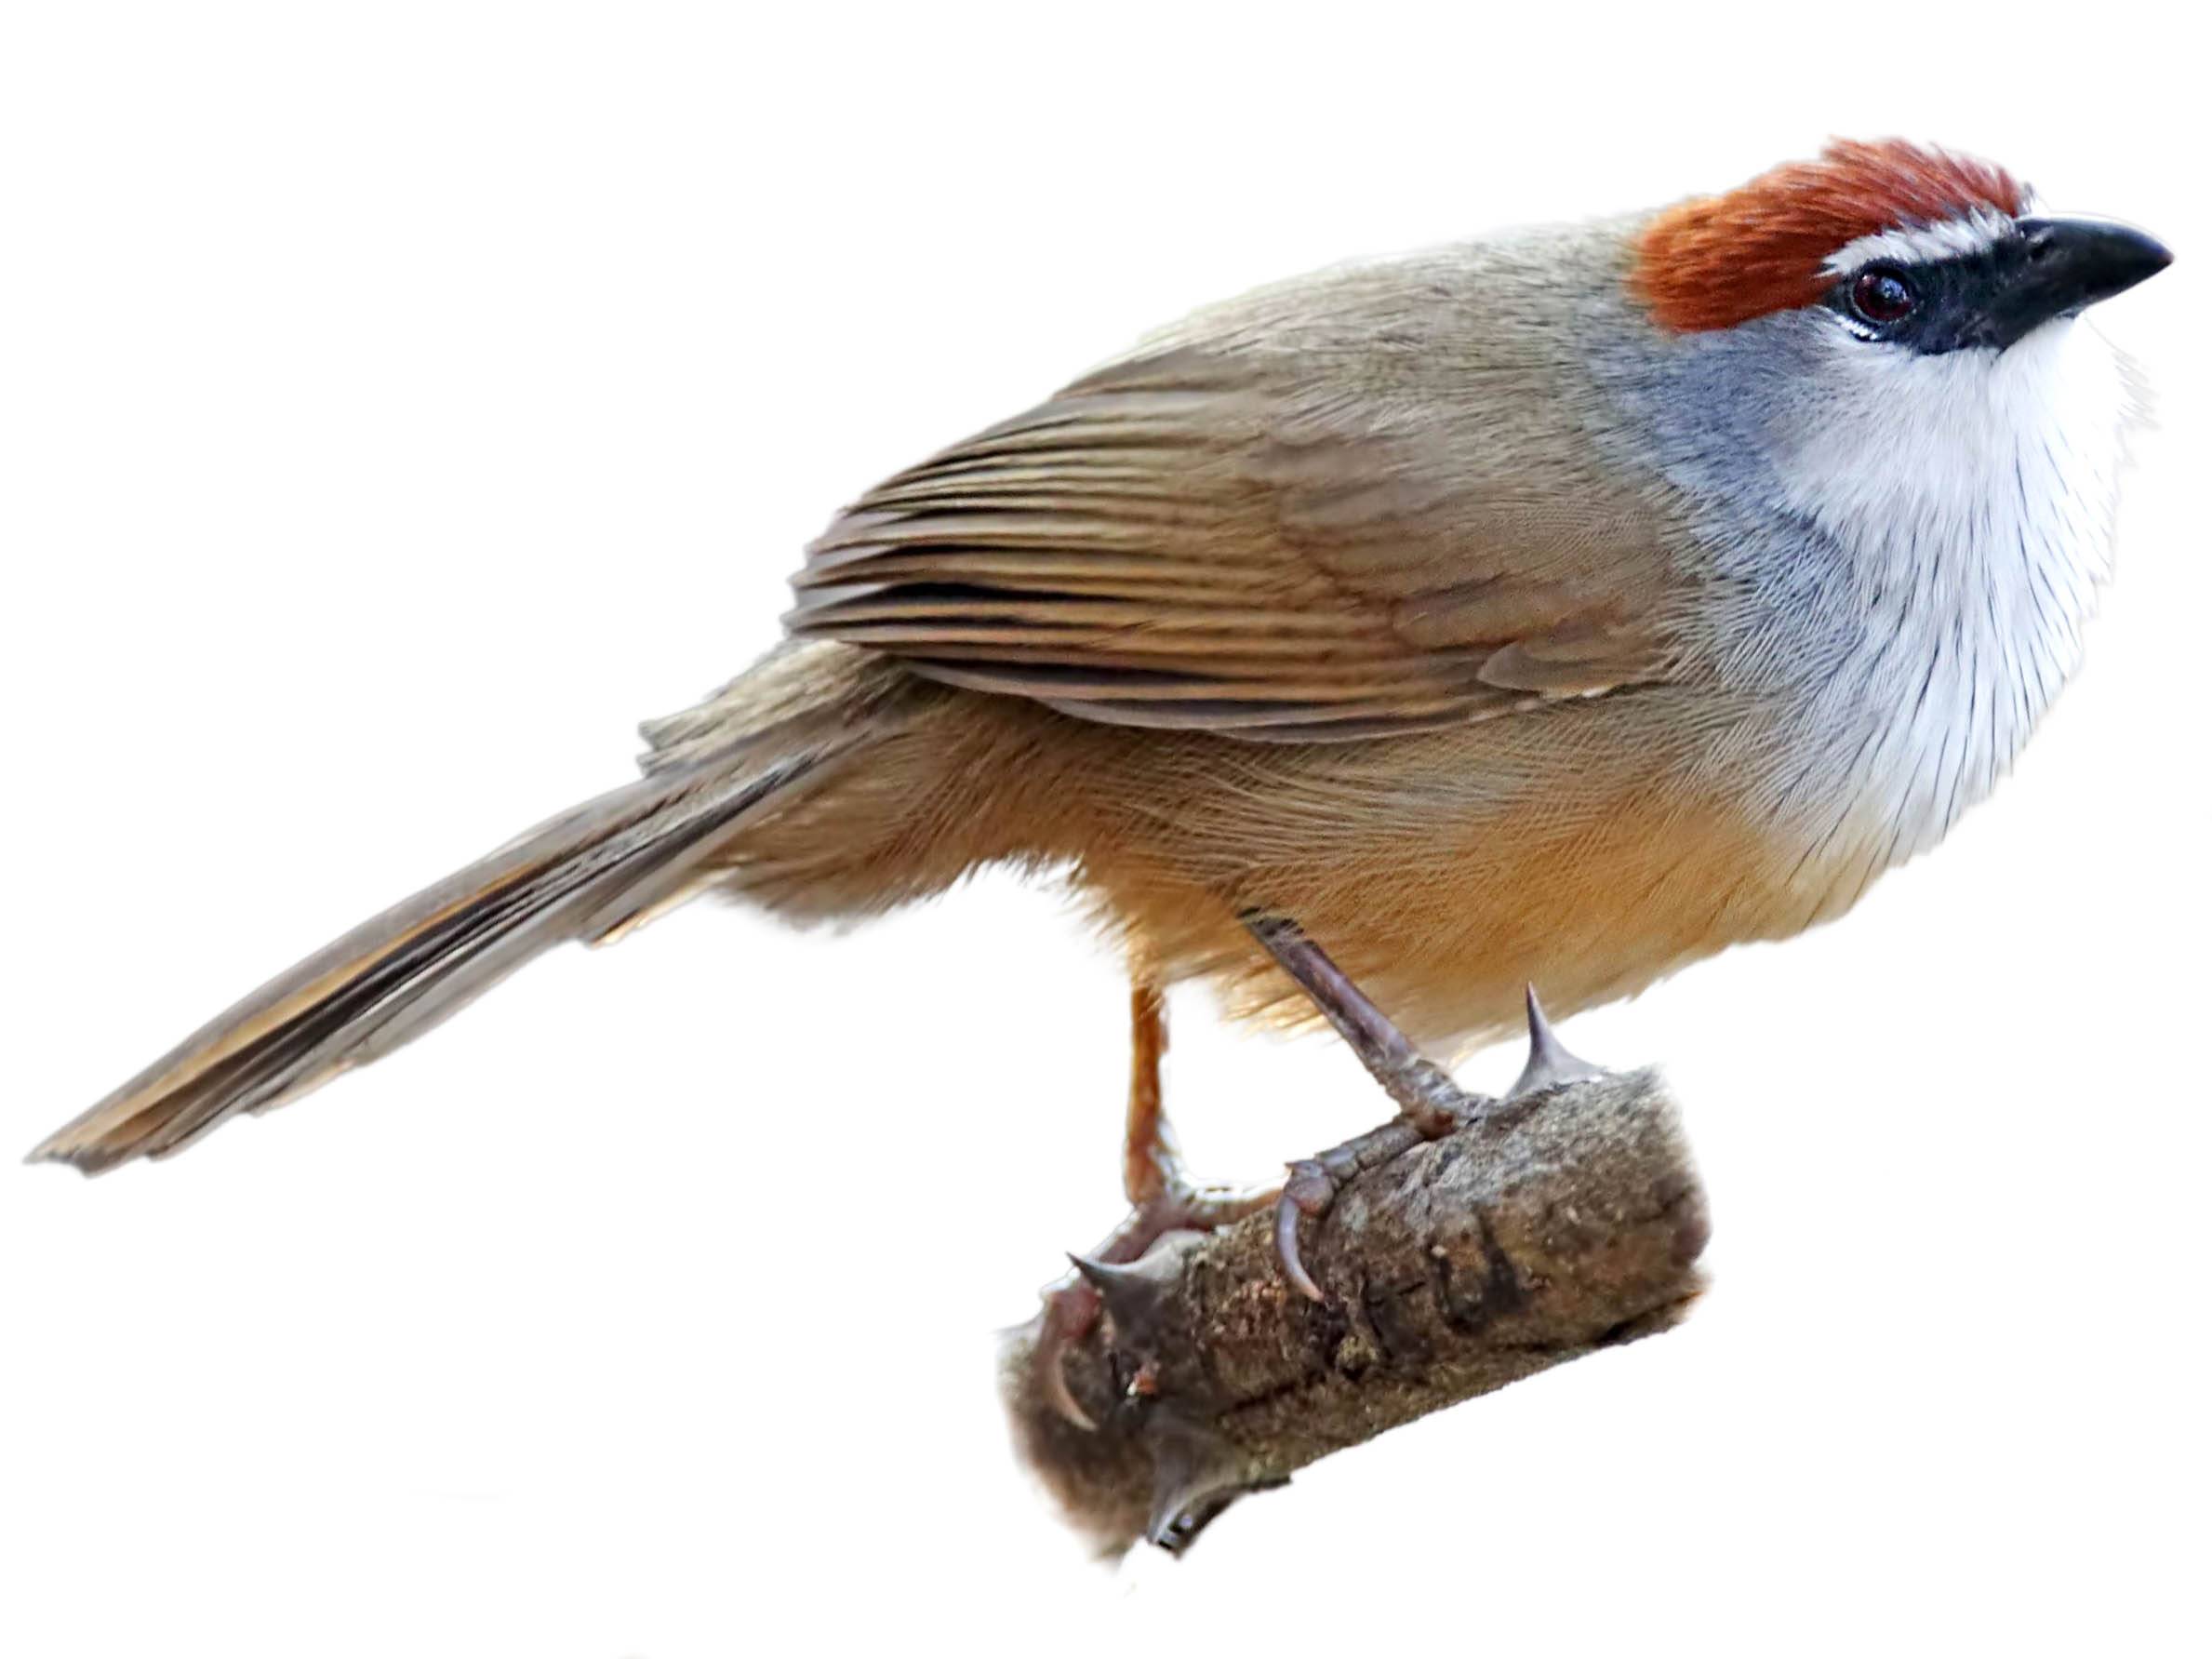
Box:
785, 294, 1683, 740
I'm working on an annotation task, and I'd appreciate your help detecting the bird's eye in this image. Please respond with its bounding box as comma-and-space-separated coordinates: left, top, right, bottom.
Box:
1848, 266, 1917, 326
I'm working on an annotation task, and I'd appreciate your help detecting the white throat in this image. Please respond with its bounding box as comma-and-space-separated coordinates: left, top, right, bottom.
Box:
1773, 317, 2135, 888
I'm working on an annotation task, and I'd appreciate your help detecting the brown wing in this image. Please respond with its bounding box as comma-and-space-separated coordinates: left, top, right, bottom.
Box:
788, 314, 1680, 742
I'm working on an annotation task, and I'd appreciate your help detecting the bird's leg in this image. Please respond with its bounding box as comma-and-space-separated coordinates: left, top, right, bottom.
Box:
1246, 912, 1599, 1302
1037, 981, 1277, 1430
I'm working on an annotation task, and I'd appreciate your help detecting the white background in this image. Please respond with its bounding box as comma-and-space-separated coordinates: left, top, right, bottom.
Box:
3, 5, 2204, 1654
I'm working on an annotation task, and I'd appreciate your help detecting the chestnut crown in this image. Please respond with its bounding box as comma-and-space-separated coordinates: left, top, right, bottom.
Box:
1631, 140, 2168, 353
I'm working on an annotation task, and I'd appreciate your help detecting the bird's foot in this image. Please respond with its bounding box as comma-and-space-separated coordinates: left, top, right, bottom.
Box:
1036, 1175, 1275, 1431
1033, 964, 1605, 1423
1273, 985, 1603, 1302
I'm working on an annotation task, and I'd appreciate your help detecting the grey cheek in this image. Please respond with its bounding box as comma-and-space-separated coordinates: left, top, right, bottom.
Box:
1587, 313, 1820, 505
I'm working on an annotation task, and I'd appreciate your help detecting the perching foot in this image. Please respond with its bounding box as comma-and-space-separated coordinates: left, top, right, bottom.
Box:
1036, 982, 1275, 1429
1247, 916, 1604, 1303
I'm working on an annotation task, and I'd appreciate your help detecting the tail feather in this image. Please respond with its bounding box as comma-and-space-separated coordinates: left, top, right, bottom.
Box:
30, 749, 823, 1174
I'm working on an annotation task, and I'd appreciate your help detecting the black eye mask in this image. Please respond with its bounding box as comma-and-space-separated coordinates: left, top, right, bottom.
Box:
1826, 217, 2170, 355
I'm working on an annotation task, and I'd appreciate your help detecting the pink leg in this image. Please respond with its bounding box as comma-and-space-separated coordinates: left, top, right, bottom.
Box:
1036, 981, 1276, 1430
1249, 914, 1600, 1301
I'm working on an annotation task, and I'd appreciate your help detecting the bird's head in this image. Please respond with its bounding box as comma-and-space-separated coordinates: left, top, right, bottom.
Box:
1630, 138, 2169, 354
1617, 140, 2169, 585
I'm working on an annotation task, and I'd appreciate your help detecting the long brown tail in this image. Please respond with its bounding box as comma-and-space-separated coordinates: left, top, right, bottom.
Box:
28, 648, 889, 1174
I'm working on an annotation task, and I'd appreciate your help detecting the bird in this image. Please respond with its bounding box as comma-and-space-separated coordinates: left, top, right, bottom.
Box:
29, 140, 2169, 1425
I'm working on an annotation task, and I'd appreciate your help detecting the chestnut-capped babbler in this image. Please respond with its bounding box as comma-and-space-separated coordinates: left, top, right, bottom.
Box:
31, 141, 2170, 1426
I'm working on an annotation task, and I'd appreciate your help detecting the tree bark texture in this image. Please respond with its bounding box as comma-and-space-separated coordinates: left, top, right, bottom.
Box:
999, 1067, 1709, 1556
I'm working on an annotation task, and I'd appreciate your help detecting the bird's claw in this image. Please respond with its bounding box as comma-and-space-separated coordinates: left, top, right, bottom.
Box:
1274, 1160, 1338, 1303
1034, 1279, 1103, 1431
